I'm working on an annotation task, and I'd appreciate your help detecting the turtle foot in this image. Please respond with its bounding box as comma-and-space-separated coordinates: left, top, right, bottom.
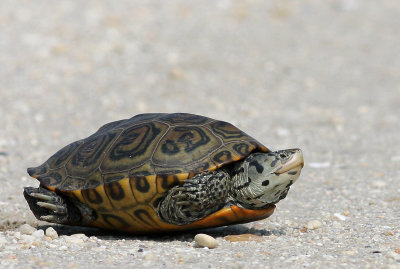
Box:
23, 187, 69, 224
158, 170, 231, 225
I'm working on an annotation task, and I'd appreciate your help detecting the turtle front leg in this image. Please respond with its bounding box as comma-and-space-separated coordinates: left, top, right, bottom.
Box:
158, 170, 231, 225
23, 186, 92, 225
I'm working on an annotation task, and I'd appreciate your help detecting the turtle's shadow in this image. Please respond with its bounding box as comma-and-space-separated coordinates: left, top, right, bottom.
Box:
38, 224, 285, 242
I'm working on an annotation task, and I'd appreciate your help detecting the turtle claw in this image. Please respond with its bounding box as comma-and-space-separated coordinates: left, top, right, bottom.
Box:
37, 201, 58, 211
30, 193, 52, 201
40, 215, 61, 222
30, 192, 64, 204
37, 201, 67, 214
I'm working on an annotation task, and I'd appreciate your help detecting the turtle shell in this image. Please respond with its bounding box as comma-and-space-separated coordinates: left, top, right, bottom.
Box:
28, 113, 270, 233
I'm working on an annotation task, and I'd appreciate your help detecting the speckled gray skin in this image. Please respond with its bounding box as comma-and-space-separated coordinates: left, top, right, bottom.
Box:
1, 1, 400, 268
231, 149, 303, 208
159, 149, 303, 224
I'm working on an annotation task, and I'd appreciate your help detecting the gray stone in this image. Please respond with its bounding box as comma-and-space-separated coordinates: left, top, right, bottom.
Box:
18, 224, 36, 235
45, 227, 58, 239
32, 229, 45, 239
64, 234, 88, 245
194, 234, 218, 249
0, 235, 7, 250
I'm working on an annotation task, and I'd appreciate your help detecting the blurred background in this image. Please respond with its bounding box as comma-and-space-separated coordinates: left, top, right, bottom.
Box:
0, 0, 399, 265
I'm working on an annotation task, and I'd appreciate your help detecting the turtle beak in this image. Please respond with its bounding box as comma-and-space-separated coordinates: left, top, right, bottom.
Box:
275, 149, 304, 174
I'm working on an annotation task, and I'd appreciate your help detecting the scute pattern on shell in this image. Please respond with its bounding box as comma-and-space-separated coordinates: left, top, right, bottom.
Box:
28, 113, 268, 192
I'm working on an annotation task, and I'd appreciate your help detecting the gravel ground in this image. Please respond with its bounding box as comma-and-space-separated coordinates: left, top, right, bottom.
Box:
1, 1, 399, 268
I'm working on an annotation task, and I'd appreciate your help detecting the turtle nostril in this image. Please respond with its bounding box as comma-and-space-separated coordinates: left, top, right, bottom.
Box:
279, 153, 288, 159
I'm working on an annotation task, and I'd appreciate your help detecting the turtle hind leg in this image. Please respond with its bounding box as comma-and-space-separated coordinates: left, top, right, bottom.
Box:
23, 186, 82, 225
158, 170, 231, 225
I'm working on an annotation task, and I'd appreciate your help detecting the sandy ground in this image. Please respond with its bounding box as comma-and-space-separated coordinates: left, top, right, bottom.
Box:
0, 1, 399, 268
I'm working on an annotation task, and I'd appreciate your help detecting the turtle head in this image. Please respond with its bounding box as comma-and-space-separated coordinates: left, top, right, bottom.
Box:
233, 149, 304, 209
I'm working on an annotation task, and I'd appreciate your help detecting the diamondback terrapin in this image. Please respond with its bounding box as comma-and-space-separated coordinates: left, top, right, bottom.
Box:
24, 113, 304, 233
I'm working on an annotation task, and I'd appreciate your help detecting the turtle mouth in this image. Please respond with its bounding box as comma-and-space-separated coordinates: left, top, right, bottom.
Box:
274, 149, 304, 175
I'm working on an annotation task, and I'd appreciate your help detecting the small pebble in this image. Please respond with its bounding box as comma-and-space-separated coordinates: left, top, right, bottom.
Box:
47, 243, 57, 249
334, 213, 346, 221
64, 237, 84, 245
224, 234, 263, 242
63, 234, 88, 245
0, 235, 7, 249
72, 233, 88, 240
343, 249, 358, 256
19, 224, 36, 235
194, 234, 218, 249
13, 231, 21, 240
382, 231, 394, 236
371, 181, 387, 188
306, 220, 322, 230
45, 227, 58, 239
32, 229, 45, 239
332, 221, 342, 229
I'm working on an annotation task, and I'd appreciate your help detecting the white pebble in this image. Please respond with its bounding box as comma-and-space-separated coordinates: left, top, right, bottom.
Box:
371, 181, 387, 188
71, 233, 88, 241
64, 234, 87, 244
32, 229, 45, 239
13, 231, 21, 240
47, 243, 57, 249
19, 224, 36, 235
0, 235, 7, 249
65, 237, 84, 244
45, 227, 58, 239
334, 213, 346, 221
306, 220, 322, 230
194, 233, 218, 249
